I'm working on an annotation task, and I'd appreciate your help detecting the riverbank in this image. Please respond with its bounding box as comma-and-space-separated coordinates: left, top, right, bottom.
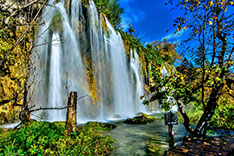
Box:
164, 135, 234, 156
0, 121, 115, 155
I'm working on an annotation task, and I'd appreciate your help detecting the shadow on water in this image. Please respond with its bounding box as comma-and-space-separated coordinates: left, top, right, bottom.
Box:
107, 113, 188, 156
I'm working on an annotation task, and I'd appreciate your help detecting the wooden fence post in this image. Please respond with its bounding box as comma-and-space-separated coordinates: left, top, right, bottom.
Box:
66, 92, 77, 134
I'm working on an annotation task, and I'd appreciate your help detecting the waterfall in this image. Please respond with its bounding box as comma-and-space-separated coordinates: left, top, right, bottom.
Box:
130, 50, 147, 113
31, 0, 148, 123
48, 33, 63, 121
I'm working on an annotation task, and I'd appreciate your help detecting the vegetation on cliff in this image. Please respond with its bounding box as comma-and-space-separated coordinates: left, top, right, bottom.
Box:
93, 0, 123, 29
0, 0, 47, 124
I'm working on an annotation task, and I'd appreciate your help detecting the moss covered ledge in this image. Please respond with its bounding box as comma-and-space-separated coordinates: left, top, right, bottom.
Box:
123, 113, 156, 124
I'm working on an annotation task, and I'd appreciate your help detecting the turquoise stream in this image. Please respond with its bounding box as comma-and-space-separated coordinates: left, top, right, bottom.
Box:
107, 113, 187, 156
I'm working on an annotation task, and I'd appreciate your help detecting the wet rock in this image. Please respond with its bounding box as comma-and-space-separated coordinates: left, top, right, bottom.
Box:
123, 113, 155, 124
113, 114, 121, 118
82, 122, 117, 130
146, 141, 164, 156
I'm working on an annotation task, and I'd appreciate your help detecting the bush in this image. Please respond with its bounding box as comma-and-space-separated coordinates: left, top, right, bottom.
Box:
210, 97, 234, 130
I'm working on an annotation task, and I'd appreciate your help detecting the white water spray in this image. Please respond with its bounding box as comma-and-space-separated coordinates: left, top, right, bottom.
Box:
31, 0, 148, 123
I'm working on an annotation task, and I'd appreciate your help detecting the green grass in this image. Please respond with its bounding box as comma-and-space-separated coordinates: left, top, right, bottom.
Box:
0, 121, 115, 156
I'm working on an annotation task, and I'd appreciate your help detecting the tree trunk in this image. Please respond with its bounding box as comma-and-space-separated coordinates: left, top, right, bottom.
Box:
66, 92, 77, 134
177, 100, 193, 134
20, 80, 30, 123
190, 83, 223, 137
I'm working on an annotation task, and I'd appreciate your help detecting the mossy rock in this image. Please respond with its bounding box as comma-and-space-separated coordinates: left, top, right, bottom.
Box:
50, 11, 63, 32
80, 122, 117, 131
123, 113, 155, 124
146, 141, 163, 156
81, 0, 90, 7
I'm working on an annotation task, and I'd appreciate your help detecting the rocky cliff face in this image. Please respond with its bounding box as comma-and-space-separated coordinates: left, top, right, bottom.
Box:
0, 0, 44, 124
0, 0, 149, 124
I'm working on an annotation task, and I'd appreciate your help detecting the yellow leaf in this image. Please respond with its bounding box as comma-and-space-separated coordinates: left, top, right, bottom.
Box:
224, 7, 227, 12
209, 21, 213, 25
183, 149, 189, 153
209, 1, 214, 7
215, 77, 221, 82
204, 142, 210, 145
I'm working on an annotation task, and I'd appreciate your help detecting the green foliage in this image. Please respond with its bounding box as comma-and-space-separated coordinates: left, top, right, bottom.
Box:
210, 99, 234, 130
93, 0, 123, 29
0, 121, 115, 155
119, 29, 144, 56
119, 27, 177, 87
163, 0, 234, 135
177, 102, 204, 124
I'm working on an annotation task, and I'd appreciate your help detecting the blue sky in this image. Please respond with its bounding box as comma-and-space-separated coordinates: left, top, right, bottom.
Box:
119, 0, 234, 54
119, 0, 181, 43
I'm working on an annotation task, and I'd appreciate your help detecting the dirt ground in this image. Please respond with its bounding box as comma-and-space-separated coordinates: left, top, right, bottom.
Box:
164, 135, 234, 156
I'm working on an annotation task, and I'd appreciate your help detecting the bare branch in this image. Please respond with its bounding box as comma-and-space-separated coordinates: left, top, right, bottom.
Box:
29, 106, 68, 113
0, 99, 15, 106
5, 0, 41, 24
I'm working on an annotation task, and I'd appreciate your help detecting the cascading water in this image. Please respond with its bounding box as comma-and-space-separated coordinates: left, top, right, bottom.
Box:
31, 0, 148, 123
130, 50, 147, 113
48, 33, 63, 121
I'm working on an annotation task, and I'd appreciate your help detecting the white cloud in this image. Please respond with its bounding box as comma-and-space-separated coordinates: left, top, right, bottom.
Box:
162, 29, 187, 41
119, 0, 145, 30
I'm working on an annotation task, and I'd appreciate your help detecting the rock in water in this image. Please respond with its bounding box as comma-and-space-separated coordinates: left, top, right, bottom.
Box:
123, 113, 155, 124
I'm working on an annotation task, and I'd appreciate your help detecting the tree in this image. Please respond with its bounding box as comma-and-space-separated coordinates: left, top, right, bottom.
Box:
147, 0, 234, 137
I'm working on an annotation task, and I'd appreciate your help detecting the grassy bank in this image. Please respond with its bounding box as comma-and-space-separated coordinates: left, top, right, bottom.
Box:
0, 121, 115, 155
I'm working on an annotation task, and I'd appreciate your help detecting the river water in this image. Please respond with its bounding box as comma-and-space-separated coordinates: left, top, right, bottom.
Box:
107, 113, 187, 156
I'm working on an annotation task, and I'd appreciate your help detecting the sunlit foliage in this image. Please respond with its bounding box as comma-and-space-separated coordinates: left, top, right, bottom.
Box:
0, 121, 114, 155
93, 0, 123, 29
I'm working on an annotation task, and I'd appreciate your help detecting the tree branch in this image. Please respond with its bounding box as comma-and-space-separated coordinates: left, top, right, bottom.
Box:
177, 99, 193, 133
0, 99, 14, 106
29, 106, 68, 113
5, 0, 41, 24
